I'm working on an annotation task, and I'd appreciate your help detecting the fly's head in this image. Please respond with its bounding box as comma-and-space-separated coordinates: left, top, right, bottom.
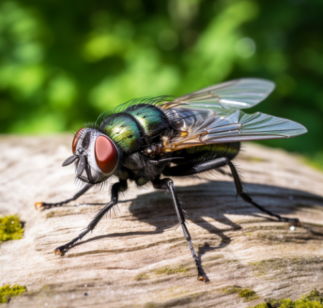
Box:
62, 128, 119, 184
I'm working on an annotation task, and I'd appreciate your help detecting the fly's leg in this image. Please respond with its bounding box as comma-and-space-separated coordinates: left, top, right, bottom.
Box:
54, 180, 127, 255
35, 184, 93, 209
163, 157, 300, 226
152, 178, 207, 282
217, 168, 232, 177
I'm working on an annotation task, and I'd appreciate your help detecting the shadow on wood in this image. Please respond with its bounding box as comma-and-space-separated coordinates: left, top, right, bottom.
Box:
67, 181, 323, 278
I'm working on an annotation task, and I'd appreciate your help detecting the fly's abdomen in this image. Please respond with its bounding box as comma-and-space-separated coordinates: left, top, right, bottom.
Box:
225, 142, 241, 160
125, 104, 168, 138
173, 142, 241, 163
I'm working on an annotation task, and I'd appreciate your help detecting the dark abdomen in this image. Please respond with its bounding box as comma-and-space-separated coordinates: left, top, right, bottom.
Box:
173, 142, 240, 163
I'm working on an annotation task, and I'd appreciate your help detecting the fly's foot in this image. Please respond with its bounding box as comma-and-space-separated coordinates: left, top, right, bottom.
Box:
35, 202, 43, 210
198, 275, 206, 282
289, 218, 301, 227
195, 258, 207, 282
54, 246, 67, 256
35, 202, 53, 210
280, 216, 301, 227
197, 268, 207, 282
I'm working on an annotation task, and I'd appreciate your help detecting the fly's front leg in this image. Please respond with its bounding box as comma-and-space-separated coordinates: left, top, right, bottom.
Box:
153, 178, 207, 282
35, 184, 93, 209
54, 180, 127, 255
164, 158, 300, 226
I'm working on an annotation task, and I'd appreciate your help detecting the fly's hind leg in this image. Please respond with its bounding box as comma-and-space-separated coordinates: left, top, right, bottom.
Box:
54, 180, 127, 255
35, 184, 93, 209
217, 168, 232, 177
163, 157, 300, 226
152, 177, 207, 282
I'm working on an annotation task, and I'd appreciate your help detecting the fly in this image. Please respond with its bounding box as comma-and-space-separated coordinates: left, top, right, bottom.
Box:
35, 78, 307, 281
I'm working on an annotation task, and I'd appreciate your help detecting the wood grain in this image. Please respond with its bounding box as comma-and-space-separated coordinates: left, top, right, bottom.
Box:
1, 135, 323, 308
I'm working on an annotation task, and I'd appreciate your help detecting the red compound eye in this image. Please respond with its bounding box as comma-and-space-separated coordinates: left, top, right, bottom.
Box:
72, 128, 84, 153
95, 135, 119, 174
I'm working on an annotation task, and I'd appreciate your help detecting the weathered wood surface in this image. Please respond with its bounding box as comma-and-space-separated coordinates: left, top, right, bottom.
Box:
1, 135, 323, 308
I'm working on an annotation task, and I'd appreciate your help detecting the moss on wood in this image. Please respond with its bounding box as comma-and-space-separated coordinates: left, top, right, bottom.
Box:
222, 286, 242, 294
0, 215, 23, 242
135, 273, 150, 281
0, 285, 26, 304
239, 289, 257, 298
222, 286, 259, 302
155, 266, 188, 275
247, 289, 323, 308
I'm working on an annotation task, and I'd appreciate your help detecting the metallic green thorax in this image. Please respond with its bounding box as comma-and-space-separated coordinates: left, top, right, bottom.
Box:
100, 104, 168, 153
125, 104, 167, 138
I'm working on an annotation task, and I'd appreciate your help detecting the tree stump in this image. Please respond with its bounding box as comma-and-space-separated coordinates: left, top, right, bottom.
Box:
1, 135, 323, 308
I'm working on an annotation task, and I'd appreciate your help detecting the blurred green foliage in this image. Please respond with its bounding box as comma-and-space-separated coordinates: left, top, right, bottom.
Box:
0, 0, 322, 165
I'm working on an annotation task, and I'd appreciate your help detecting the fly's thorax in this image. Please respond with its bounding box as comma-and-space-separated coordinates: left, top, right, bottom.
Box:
125, 104, 168, 138
63, 128, 120, 184
101, 113, 142, 153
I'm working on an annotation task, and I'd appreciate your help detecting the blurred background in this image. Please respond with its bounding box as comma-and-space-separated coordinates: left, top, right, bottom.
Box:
0, 0, 322, 168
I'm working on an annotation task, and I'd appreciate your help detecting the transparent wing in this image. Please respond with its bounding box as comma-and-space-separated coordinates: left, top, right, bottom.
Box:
161, 78, 275, 110
162, 108, 307, 152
